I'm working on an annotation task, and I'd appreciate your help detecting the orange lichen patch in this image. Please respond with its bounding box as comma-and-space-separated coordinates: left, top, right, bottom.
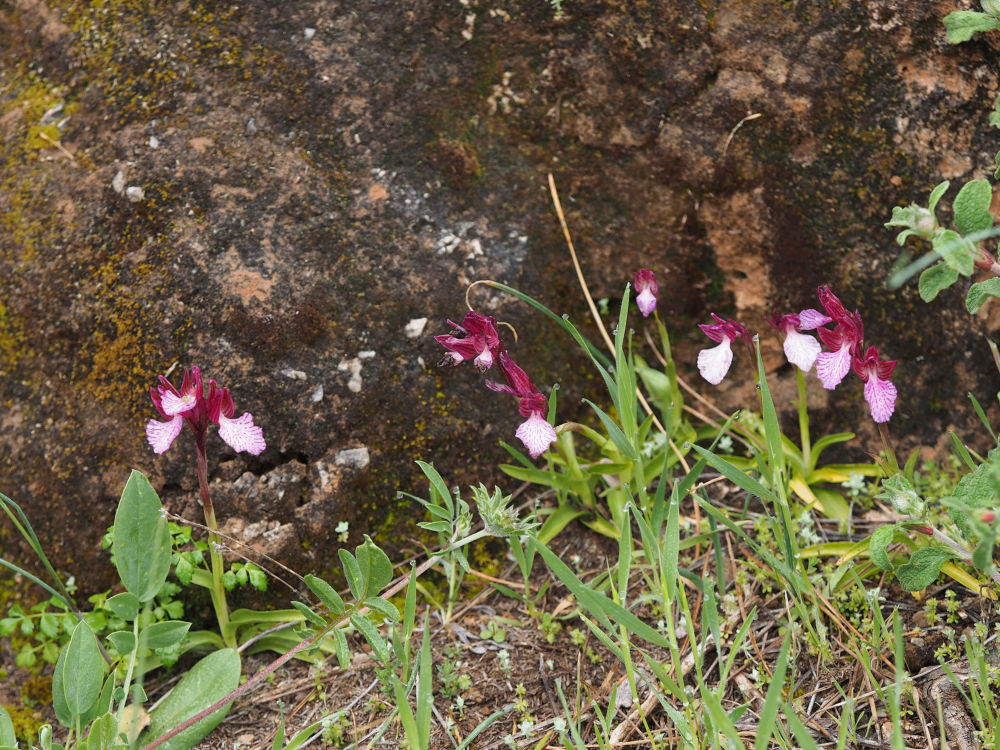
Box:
367, 182, 389, 203
221, 248, 275, 305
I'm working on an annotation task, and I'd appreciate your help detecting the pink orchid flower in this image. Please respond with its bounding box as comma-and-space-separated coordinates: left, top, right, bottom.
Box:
697, 314, 752, 385
852, 346, 897, 423
814, 286, 864, 390
434, 311, 503, 371
634, 269, 658, 318
146, 367, 266, 455
769, 311, 830, 372
485, 351, 557, 459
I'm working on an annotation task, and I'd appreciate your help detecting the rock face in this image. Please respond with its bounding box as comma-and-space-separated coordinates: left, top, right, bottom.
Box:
1, 0, 999, 591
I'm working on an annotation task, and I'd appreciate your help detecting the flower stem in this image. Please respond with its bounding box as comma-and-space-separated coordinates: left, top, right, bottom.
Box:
196, 439, 234, 649
795, 368, 811, 472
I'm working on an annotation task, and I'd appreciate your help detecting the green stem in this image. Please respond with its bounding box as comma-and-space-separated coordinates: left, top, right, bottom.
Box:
196, 439, 234, 648
795, 368, 811, 472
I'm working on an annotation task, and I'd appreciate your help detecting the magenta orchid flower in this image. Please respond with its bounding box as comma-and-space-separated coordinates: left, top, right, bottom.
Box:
697, 314, 752, 385
813, 285, 864, 390
434, 311, 502, 371
768, 312, 826, 372
146, 367, 266, 456
486, 351, 557, 459
634, 269, 658, 318
853, 346, 897, 423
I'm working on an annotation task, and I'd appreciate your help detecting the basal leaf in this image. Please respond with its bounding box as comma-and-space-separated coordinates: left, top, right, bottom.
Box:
53, 620, 106, 724
141, 648, 241, 750
114, 470, 171, 602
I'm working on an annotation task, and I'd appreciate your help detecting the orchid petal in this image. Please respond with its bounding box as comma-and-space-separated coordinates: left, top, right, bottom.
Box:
515, 412, 557, 459
864, 376, 897, 423
218, 412, 267, 455
783, 329, 821, 372
797, 308, 832, 330
697, 338, 733, 385
815, 344, 853, 389
146, 415, 184, 454
636, 289, 657, 317
160, 390, 198, 416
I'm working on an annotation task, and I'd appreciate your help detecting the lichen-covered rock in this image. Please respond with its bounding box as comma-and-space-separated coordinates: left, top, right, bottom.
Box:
1, 0, 998, 592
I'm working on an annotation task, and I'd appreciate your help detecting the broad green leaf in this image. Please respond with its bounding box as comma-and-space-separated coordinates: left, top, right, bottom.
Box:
84, 712, 118, 750
114, 470, 171, 602
304, 574, 345, 615
868, 525, 898, 572
350, 614, 392, 665
338, 549, 363, 600
355, 536, 394, 596
966, 278, 1000, 314
52, 620, 106, 725
942, 10, 1000, 43
876, 473, 924, 517
141, 620, 191, 650
933, 230, 976, 276
364, 596, 400, 622
107, 630, 137, 655
291, 601, 326, 627
331, 627, 350, 669
953, 179, 995, 235
918, 263, 960, 302
896, 547, 955, 591
105, 592, 140, 621
0, 705, 15, 747
141, 648, 241, 750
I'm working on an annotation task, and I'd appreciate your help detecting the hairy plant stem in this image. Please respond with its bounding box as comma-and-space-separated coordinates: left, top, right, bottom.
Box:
196, 437, 234, 649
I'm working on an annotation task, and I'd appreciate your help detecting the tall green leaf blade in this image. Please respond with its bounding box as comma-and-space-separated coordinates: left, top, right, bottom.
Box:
114, 470, 171, 602
529, 537, 668, 647
691, 445, 780, 505
583, 399, 637, 460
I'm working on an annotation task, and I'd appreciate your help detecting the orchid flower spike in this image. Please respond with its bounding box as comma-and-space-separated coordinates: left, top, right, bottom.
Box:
853, 346, 897, 423
486, 351, 557, 459
633, 269, 658, 318
434, 310, 503, 371
697, 314, 751, 385
146, 367, 266, 455
769, 312, 825, 372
